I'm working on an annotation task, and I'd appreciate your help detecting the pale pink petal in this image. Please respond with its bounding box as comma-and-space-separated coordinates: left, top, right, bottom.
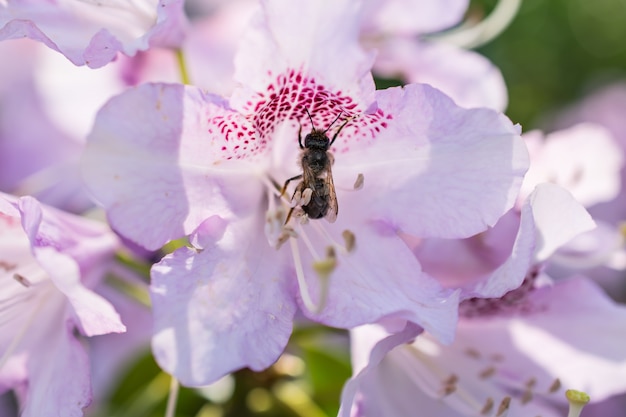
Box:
82, 83, 263, 250
373, 38, 508, 111
299, 221, 460, 344
336, 83, 528, 239
339, 323, 422, 417
521, 124, 623, 206
232, 0, 376, 114
150, 214, 297, 386
458, 277, 626, 402
528, 183, 595, 262
21, 322, 91, 417
0, 0, 187, 68
361, 0, 469, 34
16, 196, 125, 336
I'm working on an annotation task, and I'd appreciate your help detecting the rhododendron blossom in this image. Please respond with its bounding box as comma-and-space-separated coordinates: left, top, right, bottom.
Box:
0, 0, 188, 68
82, 0, 528, 386
340, 277, 626, 417
0, 193, 125, 416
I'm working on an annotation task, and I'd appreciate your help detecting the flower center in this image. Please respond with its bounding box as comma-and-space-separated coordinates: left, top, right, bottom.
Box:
391, 335, 564, 417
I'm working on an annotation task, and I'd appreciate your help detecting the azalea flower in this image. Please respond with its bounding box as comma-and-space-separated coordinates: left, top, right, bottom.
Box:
341, 276, 626, 417
0, 193, 126, 416
0, 0, 188, 68
82, 0, 528, 386
359, 0, 508, 110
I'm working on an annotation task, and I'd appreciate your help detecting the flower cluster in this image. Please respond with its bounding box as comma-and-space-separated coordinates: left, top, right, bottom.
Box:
1, 0, 625, 416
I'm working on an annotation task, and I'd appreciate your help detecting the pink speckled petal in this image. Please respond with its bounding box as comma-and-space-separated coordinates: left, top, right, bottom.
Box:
232, 0, 376, 115
82, 83, 264, 250
336, 83, 528, 239
150, 214, 297, 386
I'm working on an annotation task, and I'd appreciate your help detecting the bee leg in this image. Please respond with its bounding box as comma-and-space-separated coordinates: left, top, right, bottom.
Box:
301, 188, 313, 205
281, 174, 303, 196
285, 207, 296, 225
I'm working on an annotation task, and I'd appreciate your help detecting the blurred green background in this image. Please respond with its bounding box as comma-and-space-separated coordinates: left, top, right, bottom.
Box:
82, 1, 626, 416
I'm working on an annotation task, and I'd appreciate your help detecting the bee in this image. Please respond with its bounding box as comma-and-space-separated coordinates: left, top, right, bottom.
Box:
281, 109, 350, 224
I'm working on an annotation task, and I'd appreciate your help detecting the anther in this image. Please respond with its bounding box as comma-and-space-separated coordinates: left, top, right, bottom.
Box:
13, 273, 32, 288
276, 227, 298, 250
0, 261, 16, 271
548, 378, 561, 393
480, 397, 494, 415
465, 348, 481, 359
479, 366, 496, 379
353, 173, 364, 190
342, 230, 356, 252
525, 377, 537, 389
521, 389, 533, 404
495, 397, 511, 417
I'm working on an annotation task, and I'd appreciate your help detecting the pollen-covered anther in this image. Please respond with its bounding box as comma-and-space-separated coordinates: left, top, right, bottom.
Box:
276, 227, 298, 250
353, 173, 364, 190
480, 397, 494, 415
342, 230, 356, 252
13, 273, 32, 288
495, 397, 511, 417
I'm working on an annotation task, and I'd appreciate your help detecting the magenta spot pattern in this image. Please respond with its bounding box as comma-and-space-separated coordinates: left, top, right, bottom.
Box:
207, 69, 392, 160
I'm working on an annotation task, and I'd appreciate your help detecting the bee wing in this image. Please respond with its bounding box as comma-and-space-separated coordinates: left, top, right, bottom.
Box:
323, 164, 338, 223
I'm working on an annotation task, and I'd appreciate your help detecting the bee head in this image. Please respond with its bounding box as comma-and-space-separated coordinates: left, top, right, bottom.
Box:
304, 130, 330, 150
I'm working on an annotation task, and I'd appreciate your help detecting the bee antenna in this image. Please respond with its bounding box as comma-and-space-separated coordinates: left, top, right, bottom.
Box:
304, 108, 316, 128
323, 111, 344, 134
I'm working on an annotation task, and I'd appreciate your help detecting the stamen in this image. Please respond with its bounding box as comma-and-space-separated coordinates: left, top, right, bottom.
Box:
495, 397, 511, 417
13, 273, 32, 288
479, 366, 496, 379
566, 390, 590, 417
353, 173, 364, 190
289, 238, 319, 314
480, 397, 494, 415
548, 378, 561, 393
295, 223, 321, 260
311, 247, 337, 313
0, 261, 16, 271
342, 230, 356, 252
521, 388, 533, 404
465, 348, 481, 359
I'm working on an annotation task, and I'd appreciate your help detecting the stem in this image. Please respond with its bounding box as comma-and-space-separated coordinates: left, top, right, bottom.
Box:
165, 376, 180, 417
430, 0, 522, 49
